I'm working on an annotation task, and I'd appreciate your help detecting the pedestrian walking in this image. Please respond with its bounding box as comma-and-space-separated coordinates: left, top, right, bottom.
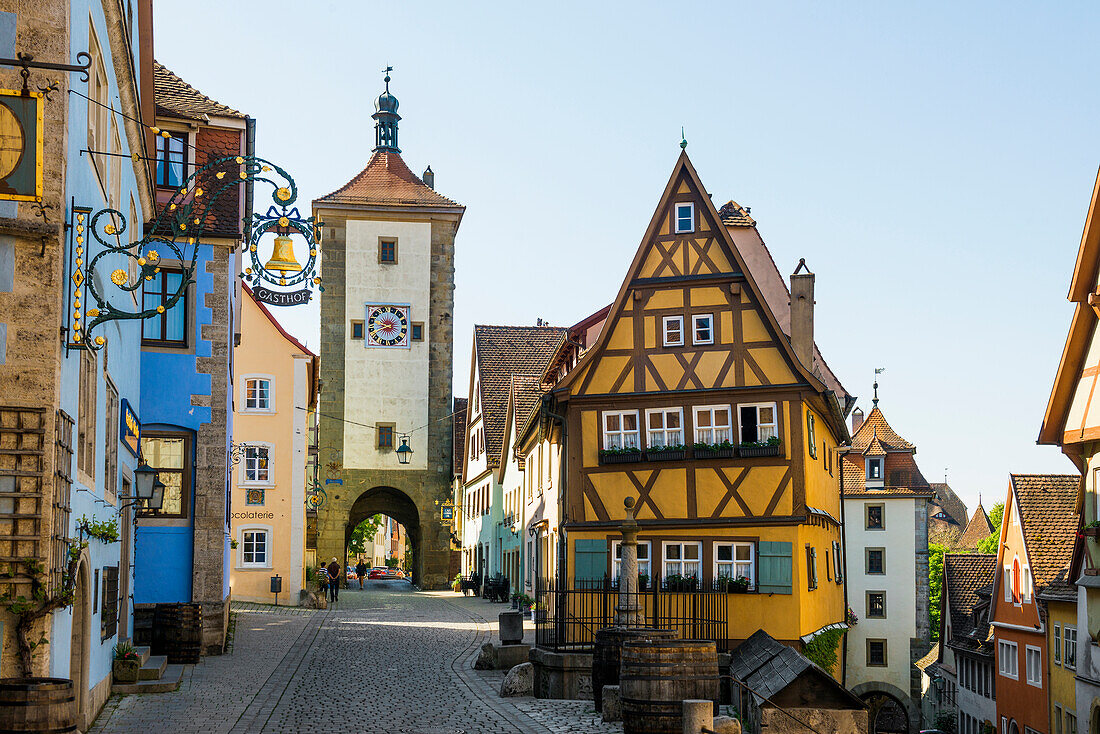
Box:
356, 559, 367, 589
327, 557, 341, 602
314, 564, 328, 600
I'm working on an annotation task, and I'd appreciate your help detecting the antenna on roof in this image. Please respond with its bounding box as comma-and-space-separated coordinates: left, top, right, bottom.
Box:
873, 367, 885, 407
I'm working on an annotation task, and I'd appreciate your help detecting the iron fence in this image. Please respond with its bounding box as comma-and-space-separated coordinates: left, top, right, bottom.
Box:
534, 576, 732, 652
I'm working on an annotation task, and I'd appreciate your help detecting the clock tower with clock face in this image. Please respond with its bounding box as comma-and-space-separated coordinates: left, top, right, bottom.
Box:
312, 73, 465, 589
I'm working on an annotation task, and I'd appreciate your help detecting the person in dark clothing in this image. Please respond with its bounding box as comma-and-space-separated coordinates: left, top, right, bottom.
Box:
355, 560, 367, 590
327, 558, 341, 602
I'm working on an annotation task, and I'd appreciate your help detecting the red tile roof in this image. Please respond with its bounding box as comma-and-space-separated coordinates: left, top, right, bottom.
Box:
473, 326, 566, 469
717, 200, 756, 227
956, 503, 994, 549
944, 553, 997, 654
1011, 473, 1080, 598
849, 406, 915, 453
315, 149, 464, 209
154, 61, 244, 120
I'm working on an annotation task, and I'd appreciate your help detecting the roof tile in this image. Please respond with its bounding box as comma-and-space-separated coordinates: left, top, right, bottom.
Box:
956, 503, 994, 549
316, 149, 463, 209
944, 553, 997, 654
154, 61, 244, 120
849, 406, 915, 453
1011, 473, 1080, 594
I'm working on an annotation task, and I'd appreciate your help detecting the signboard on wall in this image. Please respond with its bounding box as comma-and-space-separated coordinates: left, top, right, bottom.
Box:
440, 502, 454, 524
0, 89, 43, 202
120, 399, 140, 456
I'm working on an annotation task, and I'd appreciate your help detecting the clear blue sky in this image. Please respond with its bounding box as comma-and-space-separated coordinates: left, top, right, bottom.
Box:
155, 1, 1100, 513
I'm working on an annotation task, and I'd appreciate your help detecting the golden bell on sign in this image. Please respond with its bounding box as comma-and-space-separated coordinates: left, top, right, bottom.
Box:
264, 234, 302, 273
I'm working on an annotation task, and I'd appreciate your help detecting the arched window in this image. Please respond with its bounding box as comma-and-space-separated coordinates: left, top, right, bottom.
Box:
1012, 557, 1021, 603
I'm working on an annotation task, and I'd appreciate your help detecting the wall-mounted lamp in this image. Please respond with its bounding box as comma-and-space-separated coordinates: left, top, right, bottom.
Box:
396, 435, 412, 465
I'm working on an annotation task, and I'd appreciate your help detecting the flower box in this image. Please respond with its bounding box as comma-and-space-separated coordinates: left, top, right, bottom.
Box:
1083, 526, 1100, 539
694, 447, 736, 460
113, 659, 140, 683
599, 451, 642, 465
664, 577, 698, 592
738, 444, 781, 458
646, 449, 686, 462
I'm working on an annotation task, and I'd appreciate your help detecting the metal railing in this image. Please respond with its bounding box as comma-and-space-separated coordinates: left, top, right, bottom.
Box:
534, 576, 731, 652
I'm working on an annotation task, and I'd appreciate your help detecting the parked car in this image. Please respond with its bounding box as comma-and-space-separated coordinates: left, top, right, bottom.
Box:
368, 567, 387, 579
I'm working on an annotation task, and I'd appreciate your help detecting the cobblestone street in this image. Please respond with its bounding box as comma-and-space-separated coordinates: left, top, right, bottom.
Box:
89, 581, 619, 734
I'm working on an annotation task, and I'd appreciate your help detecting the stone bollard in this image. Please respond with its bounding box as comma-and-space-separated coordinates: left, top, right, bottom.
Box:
682, 699, 713, 734
601, 685, 622, 722
711, 715, 741, 733
499, 610, 524, 645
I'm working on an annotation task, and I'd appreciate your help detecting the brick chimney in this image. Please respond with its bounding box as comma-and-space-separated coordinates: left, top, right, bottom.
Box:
423, 165, 435, 189
851, 407, 865, 433
789, 259, 815, 369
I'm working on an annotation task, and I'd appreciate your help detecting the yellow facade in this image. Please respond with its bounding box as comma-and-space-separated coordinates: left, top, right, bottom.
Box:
554, 152, 850, 645
230, 289, 316, 603
1048, 599, 1079, 734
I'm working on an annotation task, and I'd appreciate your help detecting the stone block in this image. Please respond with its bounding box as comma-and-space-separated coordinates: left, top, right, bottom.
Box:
499, 610, 523, 645
473, 642, 496, 670
500, 662, 533, 697
531, 647, 593, 700
711, 715, 742, 734
601, 685, 621, 722
682, 699, 713, 734
495, 643, 530, 670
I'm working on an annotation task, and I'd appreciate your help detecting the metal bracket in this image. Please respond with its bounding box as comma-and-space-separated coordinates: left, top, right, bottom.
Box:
0, 51, 91, 95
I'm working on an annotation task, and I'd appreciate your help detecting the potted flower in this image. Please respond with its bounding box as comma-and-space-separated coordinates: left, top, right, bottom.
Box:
738, 435, 781, 458
694, 440, 736, 459
599, 446, 642, 465
1084, 520, 1100, 539
717, 575, 750, 593
847, 606, 859, 626
113, 642, 141, 683
646, 443, 686, 462
665, 574, 697, 592
452, 574, 462, 593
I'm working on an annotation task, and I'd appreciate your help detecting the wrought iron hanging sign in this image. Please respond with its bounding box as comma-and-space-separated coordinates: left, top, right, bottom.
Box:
0, 88, 43, 201
240, 201, 322, 307
71, 154, 321, 350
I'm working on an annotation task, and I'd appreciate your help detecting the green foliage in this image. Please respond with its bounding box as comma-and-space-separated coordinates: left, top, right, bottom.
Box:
114, 641, 139, 661
347, 514, 385, 557
988, 502, 1004, 530
976, 502, 1005, 554
802, 628, 844, 675
599, 446, 641, 456
384, 557, 398, 568
929, 542, 948, 640
78, 515, 119, 543
934, 710, 958, 734
694, 440, 735, 451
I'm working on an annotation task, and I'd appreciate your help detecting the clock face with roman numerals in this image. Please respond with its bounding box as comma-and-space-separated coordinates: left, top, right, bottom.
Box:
365, 304, 410, 348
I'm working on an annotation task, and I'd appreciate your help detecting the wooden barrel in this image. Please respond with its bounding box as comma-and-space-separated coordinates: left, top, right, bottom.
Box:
592, 627, 677, 712
155, 603, 203, 664
620, 639, 719, 734
0, 678, 78, 733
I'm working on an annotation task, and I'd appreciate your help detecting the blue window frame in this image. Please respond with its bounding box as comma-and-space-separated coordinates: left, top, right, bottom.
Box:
155, 132, 187, 188
675, 203, 694, 233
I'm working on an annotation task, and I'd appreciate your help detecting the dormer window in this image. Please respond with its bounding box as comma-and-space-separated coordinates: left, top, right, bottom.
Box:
865, 457, 883, 487
674, 203, 694, 234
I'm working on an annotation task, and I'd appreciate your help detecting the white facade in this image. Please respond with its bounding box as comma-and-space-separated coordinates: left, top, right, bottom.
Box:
844, 495, 920, 701
342, 219, 431, 471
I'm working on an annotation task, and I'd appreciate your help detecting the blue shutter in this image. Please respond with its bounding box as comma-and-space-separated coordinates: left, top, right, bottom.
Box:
758, 541, 793, 594
574, 538, 608, 586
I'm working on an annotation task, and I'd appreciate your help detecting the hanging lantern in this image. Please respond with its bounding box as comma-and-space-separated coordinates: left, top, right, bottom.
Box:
396, 436, 413, 465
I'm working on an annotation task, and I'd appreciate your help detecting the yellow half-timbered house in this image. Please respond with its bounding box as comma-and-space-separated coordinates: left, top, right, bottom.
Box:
552, 150, 854, 648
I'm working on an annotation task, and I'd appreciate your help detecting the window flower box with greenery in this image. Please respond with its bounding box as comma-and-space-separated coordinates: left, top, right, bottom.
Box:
664, 573, 698, 592
77, 515, 119, 544
638, 573, 650, 591
1083, 521, 1100, 539
717, 575, 751, 593
693, 441, 736, 459
646, 444, 686, 462
113, 642, 141, 683
599, 446, 642, 464
738, 436, 781, 458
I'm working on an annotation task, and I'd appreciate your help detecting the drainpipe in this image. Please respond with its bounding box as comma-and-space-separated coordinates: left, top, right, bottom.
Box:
540, 393, 568, 590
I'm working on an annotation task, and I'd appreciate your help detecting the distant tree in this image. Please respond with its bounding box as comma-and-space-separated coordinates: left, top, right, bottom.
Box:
347, 515, 385, 559
929, 542, 948, 640
976, 502, 1004, 555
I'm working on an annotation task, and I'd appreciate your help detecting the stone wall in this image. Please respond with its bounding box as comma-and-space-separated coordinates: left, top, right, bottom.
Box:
911, 498, 931, 710
760, 707, 868, 734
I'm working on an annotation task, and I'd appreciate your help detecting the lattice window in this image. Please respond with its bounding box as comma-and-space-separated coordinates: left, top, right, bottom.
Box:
0, 407, 49, 595
100, 565, 118, 640
52, 411, 73, 593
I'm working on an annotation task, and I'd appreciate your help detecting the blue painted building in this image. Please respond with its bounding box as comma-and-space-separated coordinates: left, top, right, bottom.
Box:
134, 61, 252, 654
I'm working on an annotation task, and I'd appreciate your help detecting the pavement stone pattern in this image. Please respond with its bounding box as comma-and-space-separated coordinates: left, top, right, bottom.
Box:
89, 581, 623, 734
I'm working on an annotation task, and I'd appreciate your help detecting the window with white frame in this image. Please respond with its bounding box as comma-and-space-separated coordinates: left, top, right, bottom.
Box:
646, 408, 684, 449
1025, 645, 1041, 687
603, 411, 639, 450
674, 202, 694, 234
694, 405, 732, 444
1055, 624, 1062, 665
1065, 625, 1077, 669
663, 316, 684, 347
243, 376, 274, 412
865, 457, 883, 483
738, 403, 777, 444
692, 314, 713, 345
240, 528, 269, 568
612, 540, 651, 581
242, 445, 272, 485
1022, 565, 1031, 603
998, 639, 1018, 679
714, 542, 754, 586
663, 541, 701, 579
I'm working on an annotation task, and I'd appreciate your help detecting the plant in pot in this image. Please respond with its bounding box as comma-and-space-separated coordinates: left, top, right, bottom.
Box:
113, 641, 142, 683
1084, 520, 1100, 538
694, 440, 736, 459
666, 573, 697, 592
637, 572, 649, 591
452, 573, 462, 593
598, 445, 641, 464
847, 606, 859, 626
646, 443, 686, 461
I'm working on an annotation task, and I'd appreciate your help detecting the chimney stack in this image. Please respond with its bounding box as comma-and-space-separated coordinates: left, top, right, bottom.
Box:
851, 407, 865, 433
789, 259, 815, 370
423, 165, 435, 189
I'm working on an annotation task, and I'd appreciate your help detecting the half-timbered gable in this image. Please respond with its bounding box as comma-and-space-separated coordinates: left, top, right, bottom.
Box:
553, 150, 853, 647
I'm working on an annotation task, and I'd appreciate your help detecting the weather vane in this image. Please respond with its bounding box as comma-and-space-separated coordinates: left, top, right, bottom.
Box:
680, 127, 688, 150
873, 367, 884, 407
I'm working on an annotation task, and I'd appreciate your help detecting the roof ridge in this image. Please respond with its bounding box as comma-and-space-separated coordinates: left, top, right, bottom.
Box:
153, 60, 244, 119
315, 148, 463, 208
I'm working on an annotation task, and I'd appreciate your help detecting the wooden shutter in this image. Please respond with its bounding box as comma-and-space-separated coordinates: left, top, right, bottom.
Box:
833, 541, 844, 583
757, 541, 792, 594
574, 538, 608, 587
101, 565, 119, 640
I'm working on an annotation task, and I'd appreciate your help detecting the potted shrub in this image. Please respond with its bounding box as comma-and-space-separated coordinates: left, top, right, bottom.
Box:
738, 435, 781, 458
665, 574, 697, 592
638, 572, 650, 591
113, 642, 141, 683
645, 443, 686, 462
716, 575, 750, 593
694, 440, 736, 459
1084, 520, 1100, 539
451, 574, 462, 593
599, 446, 642, 465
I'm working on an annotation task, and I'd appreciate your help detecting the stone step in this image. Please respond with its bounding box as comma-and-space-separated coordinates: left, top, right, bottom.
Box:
113, 664, 184, 695
132, 646, 151, 665
138, 655, 167, 680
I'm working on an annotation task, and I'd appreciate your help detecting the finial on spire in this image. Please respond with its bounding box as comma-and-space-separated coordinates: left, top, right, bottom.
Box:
372, 67, 401, 153
680, 127, 688, 150
873, 367, 885, 407
383, 65, 393, 89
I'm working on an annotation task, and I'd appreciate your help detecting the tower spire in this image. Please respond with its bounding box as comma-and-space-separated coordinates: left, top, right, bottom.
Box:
373, 66, 401, 153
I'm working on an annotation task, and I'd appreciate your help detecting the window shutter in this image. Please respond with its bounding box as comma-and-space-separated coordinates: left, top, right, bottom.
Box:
758, 541, 793, 594
833, 541, 844, 583
574, 538, 608, 586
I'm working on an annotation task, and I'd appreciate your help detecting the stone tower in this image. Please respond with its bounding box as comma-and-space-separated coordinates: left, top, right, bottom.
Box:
312, 73, 464, 588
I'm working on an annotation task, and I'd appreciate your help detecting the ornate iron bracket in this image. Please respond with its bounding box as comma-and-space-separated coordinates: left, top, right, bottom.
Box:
0, 51, 91, 96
